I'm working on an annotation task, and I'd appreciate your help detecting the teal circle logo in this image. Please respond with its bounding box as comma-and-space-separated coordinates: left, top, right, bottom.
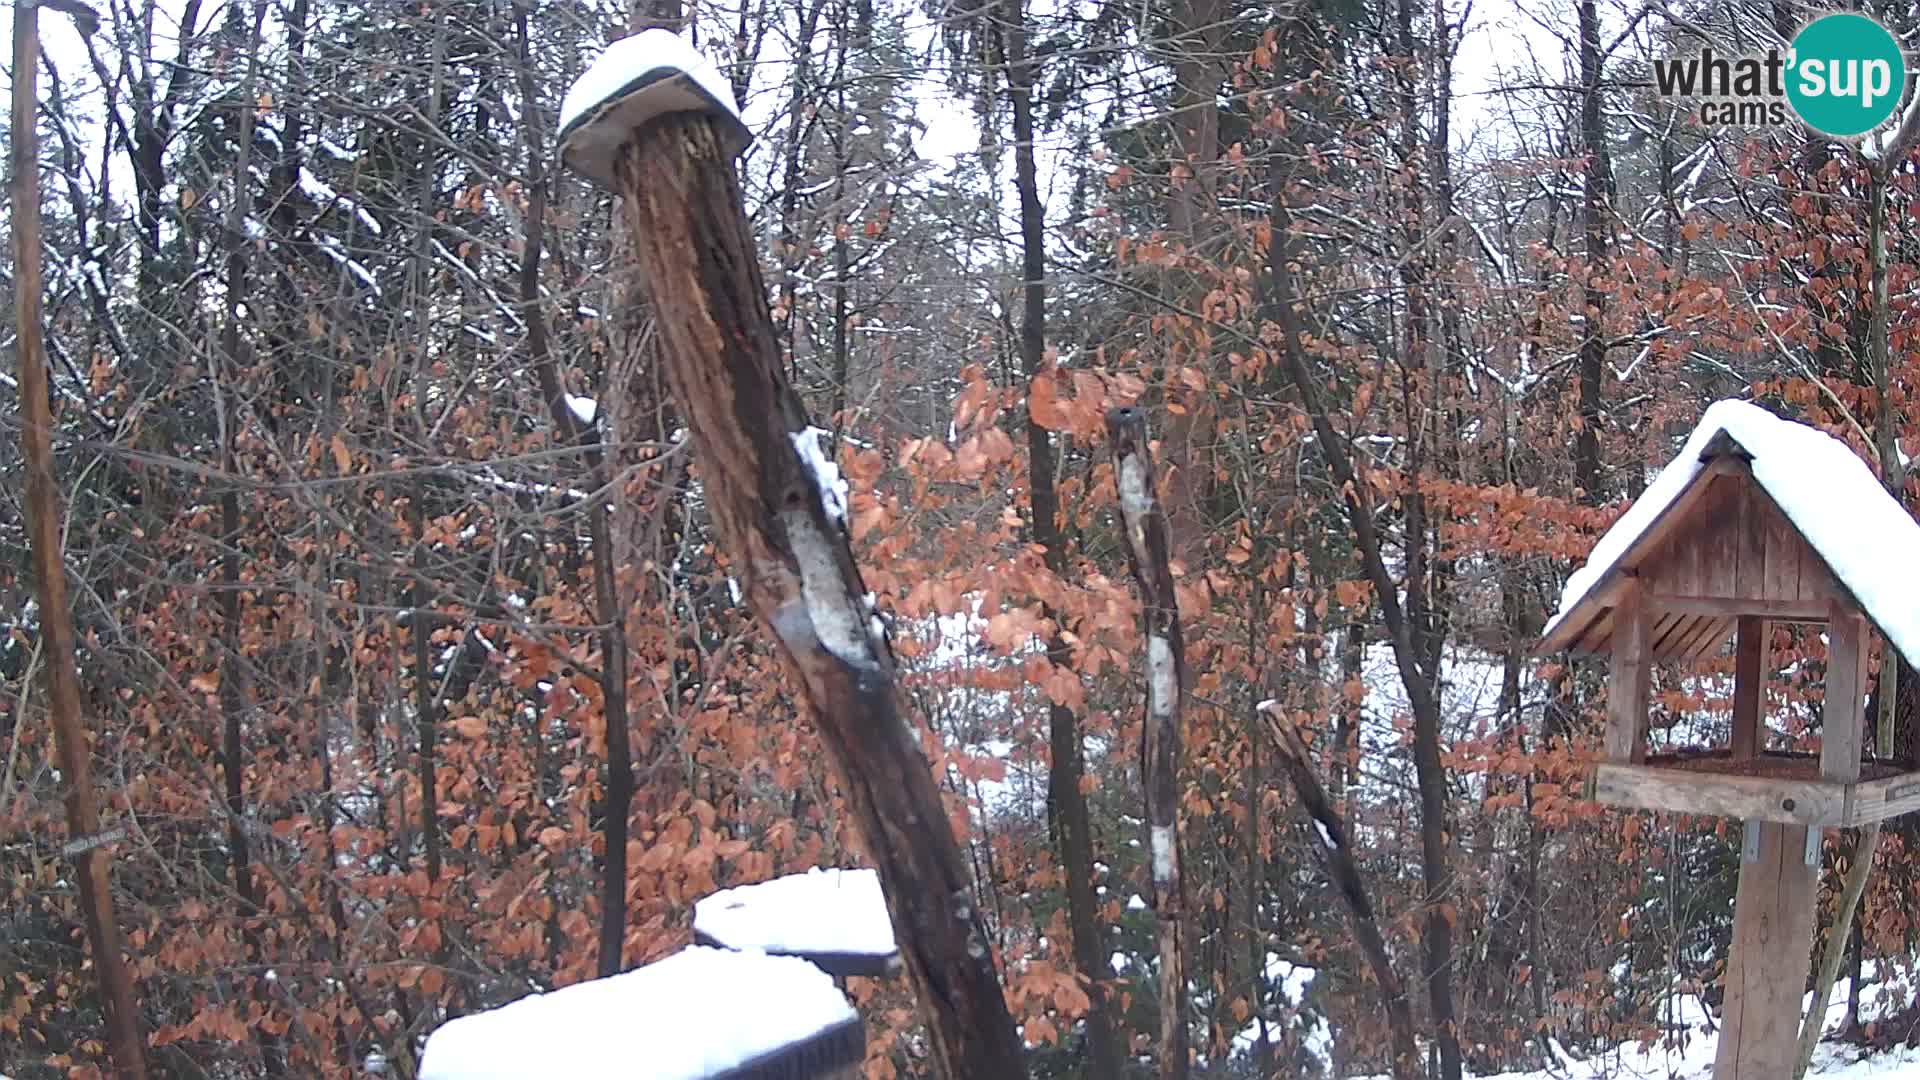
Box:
1786, 13, 1907, 138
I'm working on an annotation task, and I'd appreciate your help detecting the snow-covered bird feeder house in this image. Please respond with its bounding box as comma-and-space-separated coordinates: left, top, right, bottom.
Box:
1536, 399, 1920, 1077
417, 947, 864, 1080
694, 868, 900, 978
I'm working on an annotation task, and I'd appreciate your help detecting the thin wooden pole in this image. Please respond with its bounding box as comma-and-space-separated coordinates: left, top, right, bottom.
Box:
603, 113, 1028, 1079
10, 2, 150, 1074
1107, 408, 1193, 1079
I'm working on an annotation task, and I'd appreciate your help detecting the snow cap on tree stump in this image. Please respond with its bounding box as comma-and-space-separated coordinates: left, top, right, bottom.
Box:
693, 867, 901, 978
417, 946, 863, 1080
558, 28, 751, 189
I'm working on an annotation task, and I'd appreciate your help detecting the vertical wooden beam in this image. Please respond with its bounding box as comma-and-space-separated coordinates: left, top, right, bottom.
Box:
1824, 605, 1867, 782
1607, 579, 1652, 763
1732, 616, 1767, 759
1715, 821, 1819, 1079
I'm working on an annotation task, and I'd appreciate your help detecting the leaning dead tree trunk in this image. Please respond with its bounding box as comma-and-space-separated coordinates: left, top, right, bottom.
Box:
1258, 703, 1421, 1079
564, 76, 1028, 1075
11, 2, 150, 1076
1107, 408, 1192, 1080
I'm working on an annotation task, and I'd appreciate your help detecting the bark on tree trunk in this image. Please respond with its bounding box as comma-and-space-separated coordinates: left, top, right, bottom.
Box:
1797, 101, 1920, 1071
1259, 703, 1422, 1078
1000, 2, 1126, 1071
605, 113, 1028, 1079
1109, 410, 1193, 1080
511, 4, 637, 979
216, 9, 283, 1070
1575, 0, 1610, 505
1268, 140, 1460, 1080
11, 3, 150, 1073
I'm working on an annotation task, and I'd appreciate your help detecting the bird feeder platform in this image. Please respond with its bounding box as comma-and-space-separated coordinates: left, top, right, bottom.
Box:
1537, 400, 1920, 1079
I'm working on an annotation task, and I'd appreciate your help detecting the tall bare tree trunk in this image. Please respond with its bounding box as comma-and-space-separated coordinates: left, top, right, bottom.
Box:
511, 3, 638, 979
1796, 100, 1920, 1078
216, 7, 284, 1071
1269, 137, 1460, 1080
1575, 0, 1610, 505
11, 3, 150, 1073
1001, 2, 1126, 1073
601, 111, 1029, 1079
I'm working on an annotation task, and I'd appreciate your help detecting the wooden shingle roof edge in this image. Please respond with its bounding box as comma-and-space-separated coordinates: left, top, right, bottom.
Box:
1535, 400, 1920, 669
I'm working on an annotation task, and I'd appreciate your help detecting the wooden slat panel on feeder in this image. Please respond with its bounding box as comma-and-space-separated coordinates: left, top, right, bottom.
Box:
1669, 614, 1725, 662
1647, 610, 1693, 660
1731, 616, 1765, 759
1572, 605, 1615, 656
1761, 497, 1803, 603
1735, 481, 1769, 600
1680, 617, 1735, 662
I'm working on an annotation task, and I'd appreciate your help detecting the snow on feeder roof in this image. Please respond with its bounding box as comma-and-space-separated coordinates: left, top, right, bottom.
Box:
417, 947, 861, 1080
1537, 398, 1920, 668
558, 28, 752, 189
694, 867, 900, 978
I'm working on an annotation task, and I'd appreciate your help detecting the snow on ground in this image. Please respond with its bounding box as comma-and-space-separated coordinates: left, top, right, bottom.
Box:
1232, 955, 1331, 1070
693, 867, 894, 960
417, 946, 855, 1080
1353, 973, 1920, 1079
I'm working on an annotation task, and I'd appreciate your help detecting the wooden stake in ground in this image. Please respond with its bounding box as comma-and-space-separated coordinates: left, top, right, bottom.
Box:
1107, 407, 1193, 1079
557, 35, 1028, 1078
10, 1, 150, 1075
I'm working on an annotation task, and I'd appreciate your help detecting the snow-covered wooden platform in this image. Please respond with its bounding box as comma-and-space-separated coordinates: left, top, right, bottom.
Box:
693, 868, 899, 978
417, 947, 862, 1080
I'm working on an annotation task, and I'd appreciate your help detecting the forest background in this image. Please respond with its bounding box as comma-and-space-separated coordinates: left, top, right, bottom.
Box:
2, 0, 1919, 1076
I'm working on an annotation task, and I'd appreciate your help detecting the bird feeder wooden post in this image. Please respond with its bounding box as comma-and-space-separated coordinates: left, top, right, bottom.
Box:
1538, 403, 1920, 1078
555, 32, 1027, 1079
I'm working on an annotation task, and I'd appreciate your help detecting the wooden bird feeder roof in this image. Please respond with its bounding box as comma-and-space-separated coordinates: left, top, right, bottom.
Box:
1537, 401, 1920, 829
1536, 400, 1920, 668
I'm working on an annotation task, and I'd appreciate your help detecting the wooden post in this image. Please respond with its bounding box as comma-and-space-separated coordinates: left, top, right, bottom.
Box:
10, 2, 150, 1076
1715, 821, 1818, 1079
1607, 579, 1652, 762
1732, 616, 1766, 759
599, 113, 1027, 1077
1822, 606, 1868, 782
1108, 408, 1192, 1079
